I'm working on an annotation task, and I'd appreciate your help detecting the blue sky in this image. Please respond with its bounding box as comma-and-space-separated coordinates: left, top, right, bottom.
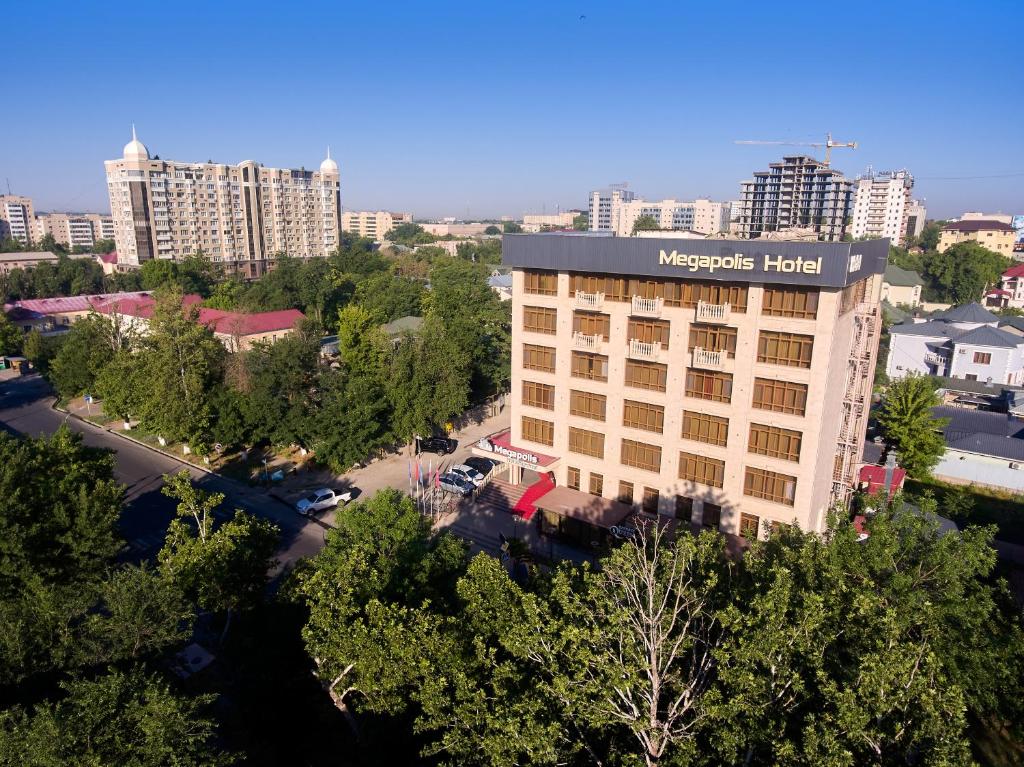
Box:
3, 0, 1022, 219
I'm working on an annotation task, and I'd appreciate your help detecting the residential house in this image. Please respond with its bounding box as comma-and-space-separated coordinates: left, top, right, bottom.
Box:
931, 405, 1024, 492
938, 220, 1016, 256
880, 264, 923, 307
985, 262, 1024, 309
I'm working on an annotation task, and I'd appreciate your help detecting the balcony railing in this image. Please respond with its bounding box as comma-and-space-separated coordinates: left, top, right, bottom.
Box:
574, 290, 604, 310
573, 332, 602, 351
631, 295, 663, 317
924, 352, 946, 367
696, 301, 731, 323
628, 338, 659, 361
692, 347, 725, 369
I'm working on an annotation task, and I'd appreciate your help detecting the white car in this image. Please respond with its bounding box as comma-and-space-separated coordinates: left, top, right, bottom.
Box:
296, 488, 352, 516
438, 473, 475, 497
448, 464, 485, 487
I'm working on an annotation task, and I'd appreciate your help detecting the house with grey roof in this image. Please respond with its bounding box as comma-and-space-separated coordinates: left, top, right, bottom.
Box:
880, 264, 923, 307
931, 405, 1024, 492
886, 302, 1024, 385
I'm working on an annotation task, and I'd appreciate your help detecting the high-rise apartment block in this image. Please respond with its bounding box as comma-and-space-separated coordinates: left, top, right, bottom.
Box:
33, 212, 114, 249
341, 210, 413, 239
104, 130, 341, 277
736, 156, 853, 241
498, 233, 886, 538
613, 198, 731, 237
850, 170, 914, 243
904, 199, 927, 240
0, 195, 36, 244
588, 187, 636, 231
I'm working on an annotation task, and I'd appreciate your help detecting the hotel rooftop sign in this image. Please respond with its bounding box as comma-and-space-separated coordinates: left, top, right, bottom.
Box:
501, 234, 888, 288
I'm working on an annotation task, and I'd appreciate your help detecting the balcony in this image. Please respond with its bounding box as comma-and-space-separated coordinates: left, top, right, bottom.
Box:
573, 332, 603, 351
695, 301, 731, 323
924, 352, 947, 367
631, 295, 663, 317
627, 337, 661, 361
691, 347, 725, 370
574, 290, 604, 310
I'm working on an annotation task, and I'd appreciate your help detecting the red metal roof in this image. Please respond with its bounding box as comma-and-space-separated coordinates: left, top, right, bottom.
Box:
858, 465, 907, 498
987, 288, 1011, 296
16, 291, 152, 315
1004, 263, 1024, 279
92, 292, 304, 336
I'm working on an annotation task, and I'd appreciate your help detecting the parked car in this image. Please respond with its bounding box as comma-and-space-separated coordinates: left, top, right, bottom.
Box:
438, 472, 475, 497
449, 463, 485, 487
418, 436, 456, 455
296, 488, 352, 516
463, 456, 498, 477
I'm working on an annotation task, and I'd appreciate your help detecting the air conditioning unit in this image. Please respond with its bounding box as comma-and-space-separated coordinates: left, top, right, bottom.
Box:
1011, 462, 1021, 470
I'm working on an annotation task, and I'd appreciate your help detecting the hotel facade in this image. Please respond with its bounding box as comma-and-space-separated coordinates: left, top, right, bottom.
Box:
501, 233, 886, 537
105, 131, 341, 277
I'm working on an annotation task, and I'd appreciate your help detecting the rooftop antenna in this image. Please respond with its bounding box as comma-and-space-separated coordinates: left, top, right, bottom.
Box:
5, 178, 10, 195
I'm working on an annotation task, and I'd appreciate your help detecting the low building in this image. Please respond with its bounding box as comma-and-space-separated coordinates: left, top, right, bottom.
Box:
522, 212, 581, 232
419, 222, 492, 237
931, 405, 1024, 492
341, 211, 414, 239
880, 264, 923, 307
961, 212, 1014, 226
488, 272, 512, 301
986, 263, 1024, 310
886, 303, 1024, 384
6, 291, 153, 329
414, 239, 473, 257
938, 220, 1016, 256
0, 251, 60, 273
382, 315, 424, 342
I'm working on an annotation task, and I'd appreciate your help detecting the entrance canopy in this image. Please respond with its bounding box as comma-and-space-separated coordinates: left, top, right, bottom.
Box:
534, 486, 633, 530
473, 429, 559, 471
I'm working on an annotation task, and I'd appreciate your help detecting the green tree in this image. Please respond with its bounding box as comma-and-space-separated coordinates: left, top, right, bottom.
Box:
878, 373, 949, 476
47, 314, 114, 399
353, 272, 425, 323
922, 241, 1010, 303
139, 258, 178, 290
385, 222, 434, 245
93, 237, 116, 254
0, 313, 22, 356
918, 220, 947, 251
573, 213, 588, 230
176, 251, 218, 296
203, 277, 244, 310
0, 667, 233, 766
502, 221, 523, 233
96, 349, 146, 423
484, 225, 501, 235
21, 328, 61, 375
455, 238, 502, 265
632, 213, 660, 234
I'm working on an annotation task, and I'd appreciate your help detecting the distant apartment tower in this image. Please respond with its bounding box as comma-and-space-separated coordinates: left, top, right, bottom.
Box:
104, 130, 341, 277
0, 195, 36, 244
341, 211, 413, 239
736, 156, 853, 242
614, 198, 730, 237
850, 170, 914, 243
33, 212, 115, 250
588, 187, 636, 231
904, 200, 927, 240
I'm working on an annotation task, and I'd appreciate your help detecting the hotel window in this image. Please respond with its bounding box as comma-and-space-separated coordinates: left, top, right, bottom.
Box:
567, 466, 580, 491
523, 344, 555, 373
685, 371, 733, 403
752, 378, 808, 416
618, 481, 634, 505
521, 416, 554, 446
974, 352, 992, 364
748, 423, 802, 462
681, 411, 729, 447
623, 400, 665, 433
568, 427, 605, 458
628, 318, 671, 349
674, 495, 693, 522
571, 351, 609, 382
573, 311, 611, 341
761, 286, 819, 319
702, 502, 722, 529
744, 467, 797, 506
740, 512, 760, 539
681, 282, 748, 312
570, 273, 629, 302
625, 360, 668, 392
688, 325, 738, 357
641, 487, 659, 513
522, 381, 555, 410
523, 305, 557, 334
524, 270, 557, 296
621, 439, 662, 473
757, 331, 813, 368
589, 472, 604, 497
570, 390, 607, 421
678, 451, 725, 488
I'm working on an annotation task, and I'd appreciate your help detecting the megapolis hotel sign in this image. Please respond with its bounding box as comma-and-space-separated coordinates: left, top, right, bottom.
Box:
658, 249, 822, 275
501, 234, 889, 288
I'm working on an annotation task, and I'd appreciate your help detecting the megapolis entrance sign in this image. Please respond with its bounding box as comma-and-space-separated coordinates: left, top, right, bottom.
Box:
477, 437, 540, 466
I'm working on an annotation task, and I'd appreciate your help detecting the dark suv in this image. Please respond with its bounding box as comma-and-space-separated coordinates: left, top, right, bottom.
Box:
417, 436, 456, 455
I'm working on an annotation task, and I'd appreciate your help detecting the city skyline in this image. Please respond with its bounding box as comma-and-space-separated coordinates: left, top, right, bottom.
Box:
3, 0, 1022, 220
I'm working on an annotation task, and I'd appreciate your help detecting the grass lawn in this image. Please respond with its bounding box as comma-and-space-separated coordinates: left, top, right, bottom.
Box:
904, 477, 1024, 544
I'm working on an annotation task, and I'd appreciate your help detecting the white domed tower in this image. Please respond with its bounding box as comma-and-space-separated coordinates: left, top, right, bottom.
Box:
123, 125, 149, 162
320, 145, 339, 175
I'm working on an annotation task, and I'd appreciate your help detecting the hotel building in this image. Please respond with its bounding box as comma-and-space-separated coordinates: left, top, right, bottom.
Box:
104, 130, 341, 277
499, 233, 886, 538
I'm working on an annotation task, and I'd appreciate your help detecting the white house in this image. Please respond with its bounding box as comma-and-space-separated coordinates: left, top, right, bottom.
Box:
886, 303, 1024, 385
985, 262, 1024, 309
932, 405, 1024, 492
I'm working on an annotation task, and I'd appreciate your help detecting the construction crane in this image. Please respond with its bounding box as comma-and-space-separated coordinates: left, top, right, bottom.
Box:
734, 132, 858, 166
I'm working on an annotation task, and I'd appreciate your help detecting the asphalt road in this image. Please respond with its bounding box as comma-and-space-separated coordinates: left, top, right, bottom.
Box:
0, 374, 329, 571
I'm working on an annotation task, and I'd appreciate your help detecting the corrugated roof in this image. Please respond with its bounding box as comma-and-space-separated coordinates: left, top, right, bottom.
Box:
933, 405, 1024, 460
943, 220, 1015, 233
15, 291, 152, 315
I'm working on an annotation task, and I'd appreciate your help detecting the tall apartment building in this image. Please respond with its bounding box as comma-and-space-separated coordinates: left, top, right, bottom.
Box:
850, 170, 914, 243
905, 199, 927, 240
0, 195, 36, 244
33, 212, 115, 249
614, 198, 731, 237
341, 210, 413, 239
104, 130, 341, 277
498, 233, 886, 538
736, 156, 853, 241
588, 187, 636, 231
